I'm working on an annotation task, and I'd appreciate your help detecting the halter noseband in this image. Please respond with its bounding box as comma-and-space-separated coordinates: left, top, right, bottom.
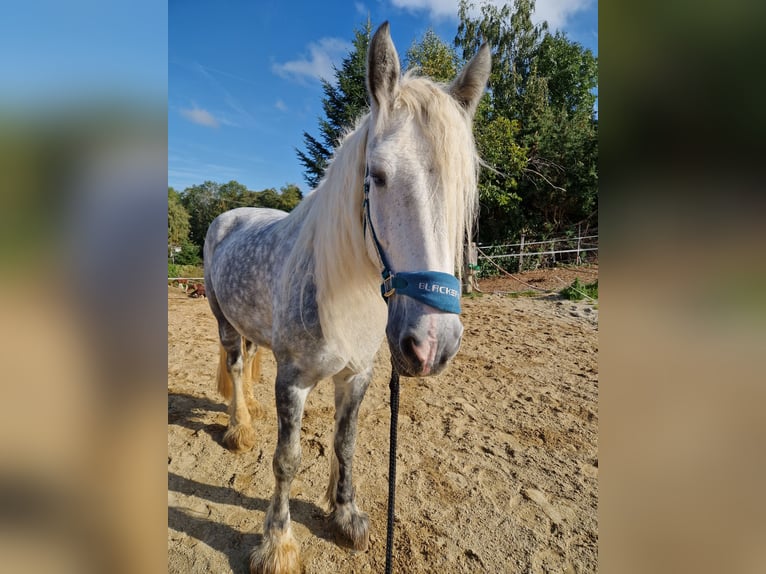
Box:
363, 170, 462, 315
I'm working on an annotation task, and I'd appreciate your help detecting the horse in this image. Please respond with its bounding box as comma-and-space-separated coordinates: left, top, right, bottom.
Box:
188, 283, 206, 298
171, 278, 191, 292
203, 22, 490, 574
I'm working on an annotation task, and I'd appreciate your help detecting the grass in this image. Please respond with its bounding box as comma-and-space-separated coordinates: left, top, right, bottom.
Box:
462, 291, 484, 299
560, 278, 598, 301
505, 290, 539, 299
168, 263, 204, 278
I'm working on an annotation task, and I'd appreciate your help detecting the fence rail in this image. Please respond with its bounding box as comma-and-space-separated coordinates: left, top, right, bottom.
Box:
484, 235, 599, 250
480, 247, 599, 260
475, 232, 598, 276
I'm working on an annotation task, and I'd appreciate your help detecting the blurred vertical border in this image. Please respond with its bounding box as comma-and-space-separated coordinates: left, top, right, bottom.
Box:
0, 1, 167, 572
601, 0, 766, 573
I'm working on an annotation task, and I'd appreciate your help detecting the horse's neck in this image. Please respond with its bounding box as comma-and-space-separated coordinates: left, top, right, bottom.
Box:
279, 123, 387, 366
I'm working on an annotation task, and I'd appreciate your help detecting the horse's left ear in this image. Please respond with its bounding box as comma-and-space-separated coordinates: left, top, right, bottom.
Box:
449, 43, 491, 116
367, 21, 401, 115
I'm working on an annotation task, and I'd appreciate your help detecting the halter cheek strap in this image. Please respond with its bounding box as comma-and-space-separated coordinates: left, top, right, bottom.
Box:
363, 171, 462, 314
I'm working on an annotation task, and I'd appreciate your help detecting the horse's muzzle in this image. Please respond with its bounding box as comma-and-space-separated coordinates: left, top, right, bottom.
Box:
386, 297, 463, 377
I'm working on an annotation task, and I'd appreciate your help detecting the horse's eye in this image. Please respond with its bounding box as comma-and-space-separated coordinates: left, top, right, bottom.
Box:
371, 173, 386, 187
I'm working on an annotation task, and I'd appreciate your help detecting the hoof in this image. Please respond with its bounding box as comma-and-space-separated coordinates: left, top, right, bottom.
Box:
250, 530, 302, 574
223, 423, 256, 452
330, 505, 370, 552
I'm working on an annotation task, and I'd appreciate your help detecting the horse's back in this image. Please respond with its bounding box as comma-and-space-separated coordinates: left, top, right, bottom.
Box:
204, 207, 287, 260
204, 207, 290, 346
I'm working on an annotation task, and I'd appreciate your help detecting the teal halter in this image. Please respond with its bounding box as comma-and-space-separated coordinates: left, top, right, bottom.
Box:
363, 172, 462, 314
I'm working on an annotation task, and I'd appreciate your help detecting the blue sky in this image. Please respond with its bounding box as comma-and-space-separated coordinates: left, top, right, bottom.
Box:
169, 0, 598, 194
1, 0, 166, 107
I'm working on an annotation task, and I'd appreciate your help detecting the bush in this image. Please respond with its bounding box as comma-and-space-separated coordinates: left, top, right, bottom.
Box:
174, 241, 202, 266
560, 278, 598, 301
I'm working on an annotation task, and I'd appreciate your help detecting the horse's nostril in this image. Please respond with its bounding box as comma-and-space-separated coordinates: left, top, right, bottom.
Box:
402, 335, 419, 359
403, 334, 439, 372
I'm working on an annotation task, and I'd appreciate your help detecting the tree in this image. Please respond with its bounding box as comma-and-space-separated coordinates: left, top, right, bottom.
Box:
174, 240, 202, 266
456, 0, 598, 240
218, 180, 251, 207
457, 0, 547, 120
180, 180, 304, 251
297, 21, 373, 189
168, 187, 190, 249
473, 104, 528, 241
405, 29, 459, 82
530, 32, 598, 229
180, 181, 224, 248
277, 184, 303, 211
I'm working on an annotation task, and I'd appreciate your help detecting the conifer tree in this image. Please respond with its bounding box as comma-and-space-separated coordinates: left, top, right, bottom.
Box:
296, 21, 373, 189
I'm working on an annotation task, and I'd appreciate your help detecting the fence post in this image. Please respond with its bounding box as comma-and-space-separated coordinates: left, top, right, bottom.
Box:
576, 223, 582, 265
551, 240, 556, 266
463, 242, 478, 294
518, 233, 525, 273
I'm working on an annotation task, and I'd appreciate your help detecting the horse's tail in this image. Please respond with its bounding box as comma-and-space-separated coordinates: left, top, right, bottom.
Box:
246, 346, 263, 385
216, 344, 233, 400
216, 339, 263, 400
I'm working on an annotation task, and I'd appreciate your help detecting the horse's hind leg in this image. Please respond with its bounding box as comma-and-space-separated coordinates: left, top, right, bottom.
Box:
250, 364, 313, 574
325, 368, 373, 551
217, 326, 256, 452
242, 339, 264, 419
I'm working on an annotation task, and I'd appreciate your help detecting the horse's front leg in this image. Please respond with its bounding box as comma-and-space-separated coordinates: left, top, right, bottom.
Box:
250, 366, 313, 574
325, 368, 373, 551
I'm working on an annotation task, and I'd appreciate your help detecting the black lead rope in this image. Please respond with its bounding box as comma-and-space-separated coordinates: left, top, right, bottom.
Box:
384, 358, 400, 574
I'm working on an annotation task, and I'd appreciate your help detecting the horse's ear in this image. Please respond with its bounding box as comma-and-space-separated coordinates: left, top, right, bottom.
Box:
449, 43, 491, 117
367, 21, 401, 115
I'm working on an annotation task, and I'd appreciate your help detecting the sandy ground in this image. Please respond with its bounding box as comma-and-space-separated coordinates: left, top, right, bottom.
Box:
168, 268, 598, 573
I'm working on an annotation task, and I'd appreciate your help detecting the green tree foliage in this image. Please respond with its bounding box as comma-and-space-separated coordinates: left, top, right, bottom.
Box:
405, 29, 459, 82
180, 181, 225, 248
168, 186, 191, 248
174, 240, 202, 266
179, 180, 304, 251
274, 184, 303, 211
473, 103, 527, 241
531, 32, 598, 229
456, 0, 598, 241
297, 21, 373, 189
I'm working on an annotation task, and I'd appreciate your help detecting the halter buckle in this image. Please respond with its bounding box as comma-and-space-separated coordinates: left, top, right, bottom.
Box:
382, 273, 396, 298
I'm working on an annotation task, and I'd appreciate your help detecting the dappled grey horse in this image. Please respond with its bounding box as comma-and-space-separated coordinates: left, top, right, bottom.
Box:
204, 22, 490, 574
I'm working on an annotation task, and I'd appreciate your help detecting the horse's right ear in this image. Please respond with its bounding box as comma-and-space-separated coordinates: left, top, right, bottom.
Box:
367, 21, 401, 117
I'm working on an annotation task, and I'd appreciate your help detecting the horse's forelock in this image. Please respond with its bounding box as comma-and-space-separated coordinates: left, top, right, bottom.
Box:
394, 74, 480, 273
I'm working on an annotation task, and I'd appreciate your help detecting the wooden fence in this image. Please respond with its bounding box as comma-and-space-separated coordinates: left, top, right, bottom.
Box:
472, 231, 599, 279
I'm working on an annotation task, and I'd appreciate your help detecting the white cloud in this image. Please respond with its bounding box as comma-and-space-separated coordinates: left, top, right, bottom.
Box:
388, 0, 593, 30
390, 0, 456, 20
532, 0, 593, 30
275, 99, 288, 112
179, 105, 220, 128
273, 37, 353, 83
